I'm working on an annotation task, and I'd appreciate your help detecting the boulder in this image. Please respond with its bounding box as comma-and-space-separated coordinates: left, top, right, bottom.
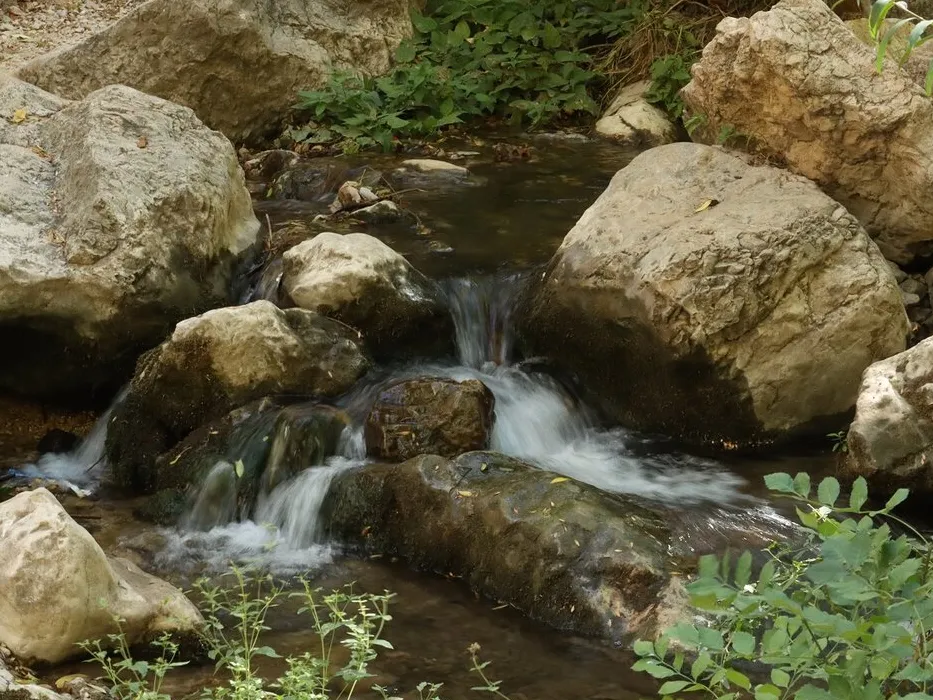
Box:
0, 77, 258, 400
281, 232, 452, 359
364, 378, 495, 460
594, 80, 678, 147
844, 338, 933, 497
0, 488, 201, 664
518, 143, 908, 446
106, 301, 369, 491
681, 0, 933, 264
389, 159, 472, 188
15, 0, 418, 144
324, 452, 682, 639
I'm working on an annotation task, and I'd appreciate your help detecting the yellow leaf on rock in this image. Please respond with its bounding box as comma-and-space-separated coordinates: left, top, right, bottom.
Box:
457, 490, 473, 497
55, 675, 87, 690
11, 108, 26, 124
550, 476, 570, 484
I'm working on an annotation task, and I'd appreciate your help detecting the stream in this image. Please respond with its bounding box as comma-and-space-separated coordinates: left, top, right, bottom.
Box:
10, 131, 835, 699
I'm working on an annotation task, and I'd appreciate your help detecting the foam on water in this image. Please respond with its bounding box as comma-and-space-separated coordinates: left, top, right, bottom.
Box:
16, 386, 128, 493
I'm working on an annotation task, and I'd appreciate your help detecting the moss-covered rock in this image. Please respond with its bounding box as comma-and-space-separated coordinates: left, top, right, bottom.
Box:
324, 451, 686, 640
106, 302, 369, 492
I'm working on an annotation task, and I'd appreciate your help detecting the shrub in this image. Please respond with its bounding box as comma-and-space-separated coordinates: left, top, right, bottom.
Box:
292, 0, 640, 151
633, 472, 933, 700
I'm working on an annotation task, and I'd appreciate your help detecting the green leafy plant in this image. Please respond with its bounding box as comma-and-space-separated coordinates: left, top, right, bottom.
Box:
864, 0, 933, 95
644, 51, 696, 117
633, 472, 933, 700
828, 430, 849, 454
79, 566, 513, 700
79, 621, 187, 700
294, 0, 640, 150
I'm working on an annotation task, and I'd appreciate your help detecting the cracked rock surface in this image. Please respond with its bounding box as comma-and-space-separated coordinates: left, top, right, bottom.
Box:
518, 142, 909, 446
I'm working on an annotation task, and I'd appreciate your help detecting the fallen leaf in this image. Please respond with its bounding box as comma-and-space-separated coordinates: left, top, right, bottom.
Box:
55, 675, 87, 690
694, 198, 719, 213
457, 489, 473, 497
30, 145, 50, 159
234, 459, 245, 478
574, 539, 580, 547
11, 108, 27, 124
136, 135, 148, 148
550, 476, 570, 484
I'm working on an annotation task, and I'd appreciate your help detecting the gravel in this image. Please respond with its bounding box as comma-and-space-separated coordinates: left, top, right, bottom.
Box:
1, 0, 145, 73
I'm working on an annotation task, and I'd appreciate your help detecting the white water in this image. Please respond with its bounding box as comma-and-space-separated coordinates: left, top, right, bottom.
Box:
15, 387, 128, 494
15, 273, 796, 575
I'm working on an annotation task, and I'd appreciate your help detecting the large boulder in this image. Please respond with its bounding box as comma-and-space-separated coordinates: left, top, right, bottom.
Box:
325, 452, 682, 639
0, 76, 258, 400
15, 0, 418, 144
281, 232, 453, 359
844, 338, 933, 497
681, 0, 933, 264
364, 378, 494, 460
106, 301, 369, 492
0, 488, 201, 664
518, 143, 908, 446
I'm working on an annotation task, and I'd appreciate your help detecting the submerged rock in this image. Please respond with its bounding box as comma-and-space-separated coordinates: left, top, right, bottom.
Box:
15, 0, 418, 143
0, 488, 201, 664
594, 81, 677, 147
325, 452, 683, 640
365, 378, 495, 460
0, 76, 258, 400
519, 142, 908, 446
682, 0, 933, 264
389, 159, 472, 187
106, 301, 369, 492
281, 232, 453, 359
844, 338, 933, 497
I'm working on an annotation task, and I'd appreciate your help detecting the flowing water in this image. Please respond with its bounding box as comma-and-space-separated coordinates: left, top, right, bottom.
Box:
11, 134, 832, 698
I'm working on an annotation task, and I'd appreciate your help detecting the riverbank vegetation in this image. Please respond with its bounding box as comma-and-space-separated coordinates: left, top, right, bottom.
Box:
286, 0, 771, 152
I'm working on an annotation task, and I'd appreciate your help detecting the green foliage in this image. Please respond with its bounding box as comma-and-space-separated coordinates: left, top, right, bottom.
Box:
633, 473, 933, 700
644, 52, 695, 117
80, 566, 514, 700
864, 0, 933, 95
80, 623, 187, 700
294, 0, 640, 151
828, 431, 849, 454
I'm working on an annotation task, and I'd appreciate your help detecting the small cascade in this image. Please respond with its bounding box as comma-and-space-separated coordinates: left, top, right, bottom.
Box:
17, 386, 129, 493
181, 460, 239, 531
444, 274, 524, 368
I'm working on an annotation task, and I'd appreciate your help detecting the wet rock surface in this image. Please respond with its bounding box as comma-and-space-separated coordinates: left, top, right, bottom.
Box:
519, 142, 908, 446
106, 301, 369, 492
325, 452, 684, 640
0, 76, 258, 400
365, 378, 495, 460
594, 80, 678, 147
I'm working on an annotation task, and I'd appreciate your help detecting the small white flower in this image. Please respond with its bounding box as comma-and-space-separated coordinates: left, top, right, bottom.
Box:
743, 584, 756, 593
814, 505, 832, 520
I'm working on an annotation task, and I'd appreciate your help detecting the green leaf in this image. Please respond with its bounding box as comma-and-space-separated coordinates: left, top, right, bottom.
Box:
758, 559, 776, 588
734, 551, 752, 588
754, 687, 781, 700
412, 12, 438, 33
877, 18, 916, 72
724, 669, 750, 690
885, 487, 910, 511
395, 42, 417, 63
868, 0, 899, 40
641, 663, 677, 679
632, 640, 654, 656
850, 477, 868, 510
731, 630, 755, 655
658, 681, 691, 694
764, 472, 794, 494
691, 652, 712, 678
770, 668, 790, 688
234, 459, 244, 479
817, 477, 840, 506
793, 472, 811, 498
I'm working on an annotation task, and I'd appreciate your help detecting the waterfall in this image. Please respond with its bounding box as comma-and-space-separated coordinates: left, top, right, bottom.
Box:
16, 386, 129, 493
